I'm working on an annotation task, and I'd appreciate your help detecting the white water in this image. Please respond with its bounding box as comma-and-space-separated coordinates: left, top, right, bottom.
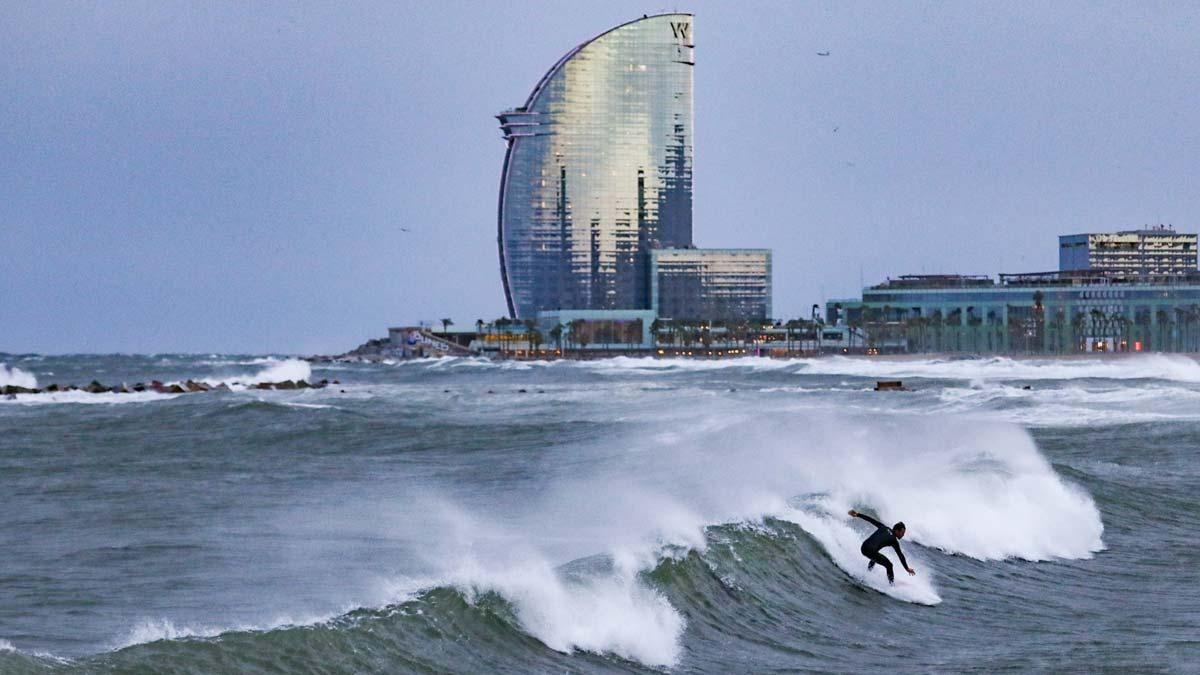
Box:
0, 364, 38, 388
359, 401, 1103, 667
202, 358, 313, 387
115, 612, 335, 651
406, 353, 1200, 383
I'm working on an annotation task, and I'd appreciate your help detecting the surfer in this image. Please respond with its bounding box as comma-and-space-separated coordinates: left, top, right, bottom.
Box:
848, 510, 916, 584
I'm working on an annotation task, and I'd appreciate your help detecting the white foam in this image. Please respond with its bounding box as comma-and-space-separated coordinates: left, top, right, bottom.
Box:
0, 639, 14, 652
0, 363, 38, 388
202, 358, 313, 388
451, 556, 683, 667
250, 359, 312, 384
799, 354, 1200, 382
115, 612, 335, 651
1, 391, 180, 406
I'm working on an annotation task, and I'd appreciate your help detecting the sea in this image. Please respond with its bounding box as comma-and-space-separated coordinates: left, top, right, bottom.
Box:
0, 353, 1197, 674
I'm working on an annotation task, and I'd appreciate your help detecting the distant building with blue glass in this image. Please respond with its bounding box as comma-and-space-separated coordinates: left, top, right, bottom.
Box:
496, 14, 771, 326
828, 270, 1200, 354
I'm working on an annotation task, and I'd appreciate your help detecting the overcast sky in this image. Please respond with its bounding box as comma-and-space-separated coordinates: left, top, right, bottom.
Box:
3, 1, 1198, 354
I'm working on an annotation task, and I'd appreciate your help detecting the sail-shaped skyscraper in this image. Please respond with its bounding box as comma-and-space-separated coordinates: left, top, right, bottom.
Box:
497, 14, 771, 327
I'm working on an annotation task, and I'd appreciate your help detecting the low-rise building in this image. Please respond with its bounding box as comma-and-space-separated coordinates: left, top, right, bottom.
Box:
828, 271, 1200, 353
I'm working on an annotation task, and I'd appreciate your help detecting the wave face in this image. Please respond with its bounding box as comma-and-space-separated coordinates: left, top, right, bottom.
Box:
0, 354, 1195, 673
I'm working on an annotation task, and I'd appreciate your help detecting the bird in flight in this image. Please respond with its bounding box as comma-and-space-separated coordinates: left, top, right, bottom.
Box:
817, 51, 830, 56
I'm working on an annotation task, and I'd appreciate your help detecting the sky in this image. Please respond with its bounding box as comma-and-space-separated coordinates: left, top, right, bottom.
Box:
2, 1, 1198, 354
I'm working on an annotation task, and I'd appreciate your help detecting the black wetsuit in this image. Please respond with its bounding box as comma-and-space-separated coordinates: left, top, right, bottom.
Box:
853, 512, 908, 583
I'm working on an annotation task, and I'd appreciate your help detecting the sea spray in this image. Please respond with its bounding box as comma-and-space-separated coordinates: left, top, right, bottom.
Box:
199, 358, 313, 387
0, 364, 38, 389
450, 555, 684, 667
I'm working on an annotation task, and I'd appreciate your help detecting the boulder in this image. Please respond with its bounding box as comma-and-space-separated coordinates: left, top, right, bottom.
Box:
167, 384, 186, 394
45, 384, 60, 392
85, 380, 107, 394
185, 380, 210, 393
254, 383, 275, 390
274, 380, 297, 390
296, 380, 311, 389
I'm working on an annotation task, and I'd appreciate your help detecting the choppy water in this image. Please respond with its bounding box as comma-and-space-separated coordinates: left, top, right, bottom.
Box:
1, 353, 1197, 673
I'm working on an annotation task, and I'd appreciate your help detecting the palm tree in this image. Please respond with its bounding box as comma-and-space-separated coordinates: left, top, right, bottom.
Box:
785, 319, 802, 355
549, 323, 565, 354
523, 319, 538, 356
528, 326, 544, 354
440, 318, 453, 338
1071, 311, 1087, 352
650, 318, 664, 347
1156, 309, 1171, 351
570, 319, 589, 353
494, 317, 512, 358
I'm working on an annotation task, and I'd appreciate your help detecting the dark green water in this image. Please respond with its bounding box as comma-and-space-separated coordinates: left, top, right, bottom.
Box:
1, 354, 1197, 673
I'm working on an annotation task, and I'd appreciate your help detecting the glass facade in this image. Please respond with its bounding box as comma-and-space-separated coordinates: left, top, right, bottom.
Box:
497, 14, 694, 318
651, 249, 772, 321
827, 273, 1200, 353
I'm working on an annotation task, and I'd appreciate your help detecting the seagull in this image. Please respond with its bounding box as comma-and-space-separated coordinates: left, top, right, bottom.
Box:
833, 126, 839, 132
400, 227, 410, 232
817, 51, 830, 56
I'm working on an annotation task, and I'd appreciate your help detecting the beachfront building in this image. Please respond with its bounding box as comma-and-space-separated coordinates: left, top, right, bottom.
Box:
651, 249, 772, 321
496, 14, 774, 325
828, 271, 1200, 354
497, 14, 696, 319
1059, 227, 1197, 277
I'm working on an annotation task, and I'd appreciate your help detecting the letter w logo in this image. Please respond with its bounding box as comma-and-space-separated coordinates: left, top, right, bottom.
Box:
670, 22, 690, 40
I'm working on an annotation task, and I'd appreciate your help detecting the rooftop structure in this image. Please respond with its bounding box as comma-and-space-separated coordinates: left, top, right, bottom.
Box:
1059, 226, 1197, 277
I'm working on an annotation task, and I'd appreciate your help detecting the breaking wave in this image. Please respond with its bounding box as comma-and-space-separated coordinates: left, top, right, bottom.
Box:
0, 364, 38, 388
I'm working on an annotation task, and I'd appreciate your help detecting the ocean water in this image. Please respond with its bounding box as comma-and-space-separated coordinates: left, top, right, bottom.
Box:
0, 353, 1197, 673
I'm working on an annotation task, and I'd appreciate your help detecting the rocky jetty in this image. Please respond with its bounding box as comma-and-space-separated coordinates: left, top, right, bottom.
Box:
2, 378, 338, 398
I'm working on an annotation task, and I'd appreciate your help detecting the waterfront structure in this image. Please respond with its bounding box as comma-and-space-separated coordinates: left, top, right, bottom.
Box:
829, 271, 1200, 354
1059, 226, 1197, 277
497, 14, 695, 318
650, 249, 772, 321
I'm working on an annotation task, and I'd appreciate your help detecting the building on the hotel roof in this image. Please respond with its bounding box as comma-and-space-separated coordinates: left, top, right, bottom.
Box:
1059, 226, 1197, 277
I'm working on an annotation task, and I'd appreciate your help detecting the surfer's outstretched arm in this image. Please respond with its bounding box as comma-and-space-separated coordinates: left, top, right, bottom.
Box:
848, 510, 885, 529
892, 542, 916, 575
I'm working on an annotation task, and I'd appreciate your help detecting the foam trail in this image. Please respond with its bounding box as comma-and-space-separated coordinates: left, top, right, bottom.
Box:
779, 506, 941, 605
0, 364, 38, 388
